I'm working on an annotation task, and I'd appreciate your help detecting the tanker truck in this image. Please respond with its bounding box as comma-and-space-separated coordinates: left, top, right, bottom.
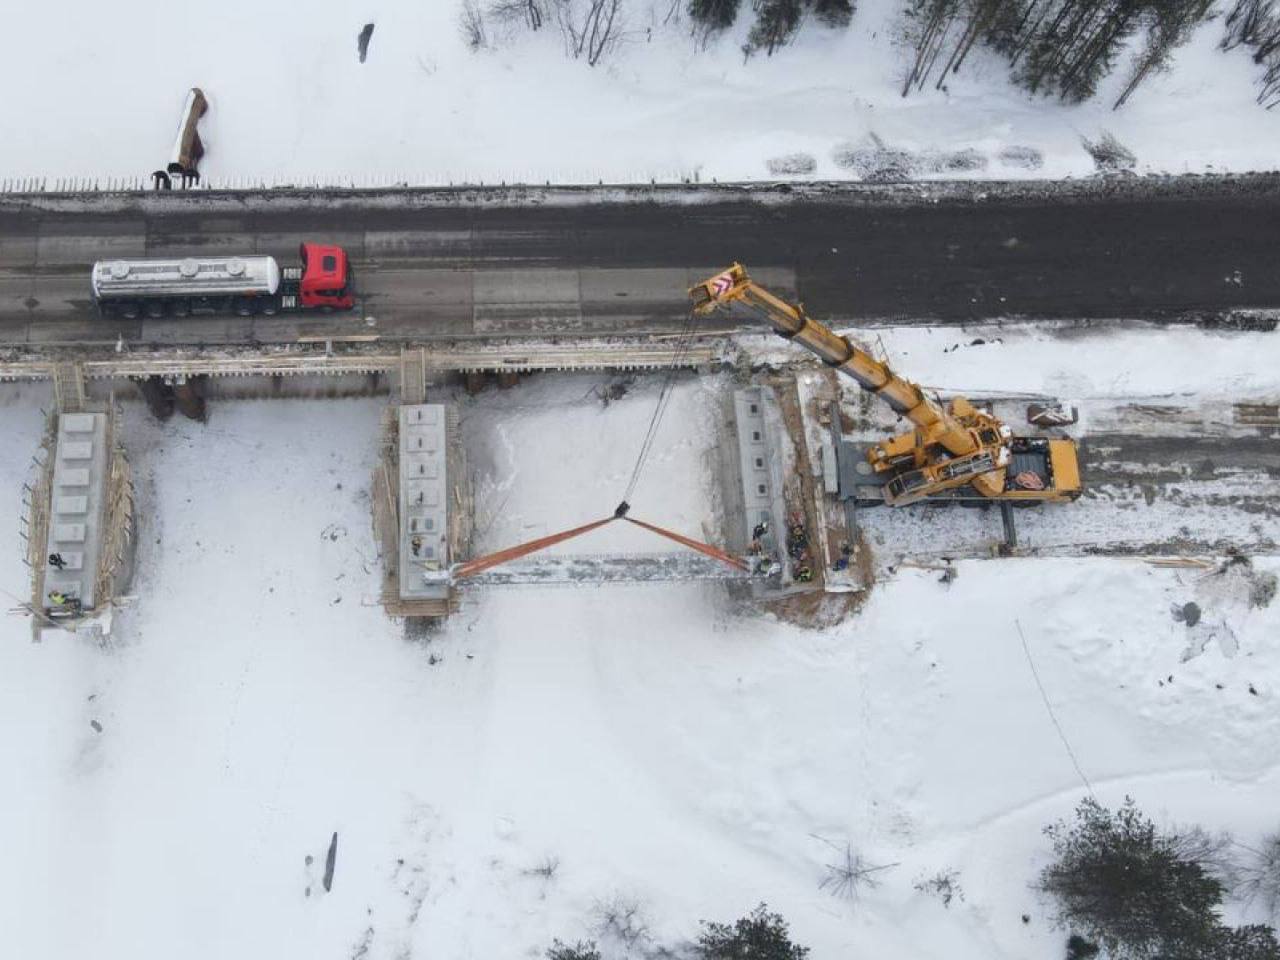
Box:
90, 242, 355, 319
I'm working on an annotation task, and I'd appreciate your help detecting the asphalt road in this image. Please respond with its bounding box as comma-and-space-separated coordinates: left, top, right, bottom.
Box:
2, 179, 1280, 347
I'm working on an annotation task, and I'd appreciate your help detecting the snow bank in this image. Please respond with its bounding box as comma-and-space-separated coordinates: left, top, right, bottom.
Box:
745, 323, 1280, 400
2, 0, 1275, 184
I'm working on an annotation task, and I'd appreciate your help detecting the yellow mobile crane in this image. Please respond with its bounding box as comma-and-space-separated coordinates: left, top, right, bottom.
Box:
690, 264, 1082, 507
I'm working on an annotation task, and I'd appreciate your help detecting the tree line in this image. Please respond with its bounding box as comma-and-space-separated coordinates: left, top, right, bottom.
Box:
900, 0, 1212, 107
464, 0, 1280, 107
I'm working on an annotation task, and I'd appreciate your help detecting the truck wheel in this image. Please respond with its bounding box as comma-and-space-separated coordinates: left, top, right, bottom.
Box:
172, 299, 191, 318
234, 298, 256, 317
121, 302, 140, 320
145, 300, 165, 319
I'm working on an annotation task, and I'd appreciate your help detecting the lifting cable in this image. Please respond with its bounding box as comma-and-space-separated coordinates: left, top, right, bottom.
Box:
619, 308, 700, 506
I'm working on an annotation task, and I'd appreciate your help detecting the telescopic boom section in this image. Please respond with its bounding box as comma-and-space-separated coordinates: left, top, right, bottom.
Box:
690, 264, 977, 459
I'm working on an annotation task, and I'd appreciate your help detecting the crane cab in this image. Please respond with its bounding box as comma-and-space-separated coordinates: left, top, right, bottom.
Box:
297, 243, 355, 310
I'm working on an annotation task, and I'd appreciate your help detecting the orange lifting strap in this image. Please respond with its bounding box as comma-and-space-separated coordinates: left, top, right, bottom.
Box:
452, 509, 749, 580
452, 515, 616, 580
622, 516, 751, 572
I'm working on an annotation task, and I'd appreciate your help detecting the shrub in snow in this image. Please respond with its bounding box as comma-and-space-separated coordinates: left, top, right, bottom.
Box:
697, 903, 809, 959
766, 153, 818, 175
524, 854, 561, 879
1039, 797, 1228, 958
591, 895, 650, 949
1250, 571, 1278, 609
914, 867, 964, 907
832, 135, 919, 181
547, 940, 602, 960
1081, 132, 1136, 174
998, 145, 1044, 170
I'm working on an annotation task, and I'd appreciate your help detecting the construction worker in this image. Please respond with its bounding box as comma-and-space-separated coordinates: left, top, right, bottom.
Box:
752, 520, 769, 541
47, 590, 68, 607
48, 552, 67, 571
795, 565, 813, 583
411, 535, 422, 557
749, 538, 764, 556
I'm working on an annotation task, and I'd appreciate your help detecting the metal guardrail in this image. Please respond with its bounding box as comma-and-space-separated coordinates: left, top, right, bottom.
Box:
0, 339, 731, 382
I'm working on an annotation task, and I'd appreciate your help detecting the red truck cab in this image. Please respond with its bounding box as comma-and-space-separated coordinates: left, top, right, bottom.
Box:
299, 243, 355, 309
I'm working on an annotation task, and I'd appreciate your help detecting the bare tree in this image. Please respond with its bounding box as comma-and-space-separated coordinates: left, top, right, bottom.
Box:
813, 837, 897, 902
1239, 832, 1280, 920
591, 894, 650, 949
489, 0, 546, 30
555, 0, 626, 65
460, 0, 490, 49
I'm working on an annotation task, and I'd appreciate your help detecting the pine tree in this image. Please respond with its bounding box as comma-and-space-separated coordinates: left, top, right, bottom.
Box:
811, 0, 855, 28
1039, 798, 1224, 957
1113, 0, 1212, 108
697, 903, 809, 959
688, 0, 744, 30
745, 0, 806, 55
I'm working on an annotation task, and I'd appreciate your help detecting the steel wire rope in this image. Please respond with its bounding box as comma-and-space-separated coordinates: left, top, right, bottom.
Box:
619, 308, 700, 506
1016, 618, 1097, 801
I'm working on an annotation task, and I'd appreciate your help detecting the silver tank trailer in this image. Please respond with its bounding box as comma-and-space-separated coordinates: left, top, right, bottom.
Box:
91, 255, 282, 301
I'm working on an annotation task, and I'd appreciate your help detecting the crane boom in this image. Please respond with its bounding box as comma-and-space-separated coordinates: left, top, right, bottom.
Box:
690, 263, 976, 458
690, 263, 1082, 507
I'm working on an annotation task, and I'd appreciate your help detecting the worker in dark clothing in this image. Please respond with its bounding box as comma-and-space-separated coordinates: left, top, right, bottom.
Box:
752, 521, 769, 541
48, 552, 67, 570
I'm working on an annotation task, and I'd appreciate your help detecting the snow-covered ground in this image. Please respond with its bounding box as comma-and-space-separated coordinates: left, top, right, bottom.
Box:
2, 0, 1276, 185
743, 321, 1280, 401
1, 368, 1277, 958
